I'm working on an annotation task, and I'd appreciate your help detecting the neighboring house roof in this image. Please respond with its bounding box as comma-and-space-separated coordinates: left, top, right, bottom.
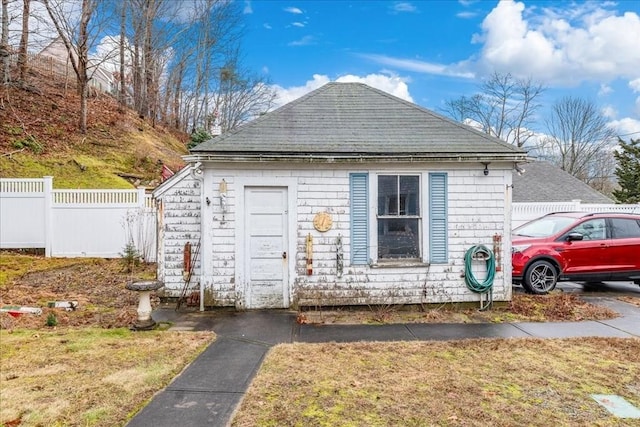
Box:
513, 160, 614, 203
189, 82, 527, 162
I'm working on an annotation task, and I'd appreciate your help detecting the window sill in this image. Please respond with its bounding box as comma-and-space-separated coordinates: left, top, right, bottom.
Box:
370, 260, 430, 269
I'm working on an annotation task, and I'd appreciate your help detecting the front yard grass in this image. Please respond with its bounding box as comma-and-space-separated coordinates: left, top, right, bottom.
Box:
233, 337, 640, 426
1, 327, 214, 426
2, 252, 639, 426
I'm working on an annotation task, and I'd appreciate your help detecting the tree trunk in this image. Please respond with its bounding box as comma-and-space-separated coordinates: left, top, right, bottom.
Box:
1, 0, 9, 84
143, 0, 154, 124
119, 0, 127, 109
77, 0, 92, 133
18, 0, 30, 81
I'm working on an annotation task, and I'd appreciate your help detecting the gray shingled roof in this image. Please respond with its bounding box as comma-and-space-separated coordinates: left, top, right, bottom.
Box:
513, 161, 614, 203
191, 82, 526, 160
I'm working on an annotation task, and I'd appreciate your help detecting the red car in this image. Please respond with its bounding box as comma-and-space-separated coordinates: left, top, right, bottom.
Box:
512, 212, 640, 294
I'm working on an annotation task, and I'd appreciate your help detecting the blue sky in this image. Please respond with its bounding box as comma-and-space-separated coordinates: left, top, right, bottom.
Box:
240, 0, 640, 140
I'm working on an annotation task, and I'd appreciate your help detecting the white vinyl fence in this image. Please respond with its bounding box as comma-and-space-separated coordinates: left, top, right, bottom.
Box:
513, 201, 640, 228
3, 177, 639, 259
0, 177, 156, 261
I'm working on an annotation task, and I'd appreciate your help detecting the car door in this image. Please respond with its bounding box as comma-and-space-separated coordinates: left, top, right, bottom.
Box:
607, 218, 640, 275
556, 218, 611, 278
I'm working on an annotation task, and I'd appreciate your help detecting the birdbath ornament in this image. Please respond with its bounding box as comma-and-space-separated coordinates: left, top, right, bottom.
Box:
125, 280, 163, 330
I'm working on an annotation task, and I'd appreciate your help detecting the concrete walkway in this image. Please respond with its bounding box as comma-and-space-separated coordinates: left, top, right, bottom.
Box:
126, 296, 640, 427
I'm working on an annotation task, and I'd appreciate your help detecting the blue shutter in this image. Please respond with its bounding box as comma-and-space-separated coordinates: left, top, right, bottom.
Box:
429, 173, 448, 263
350, 173, 369, 265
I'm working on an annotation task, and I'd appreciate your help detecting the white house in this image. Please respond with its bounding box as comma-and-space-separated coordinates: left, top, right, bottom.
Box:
38, 37, 115, 94
153, 82, 528, 310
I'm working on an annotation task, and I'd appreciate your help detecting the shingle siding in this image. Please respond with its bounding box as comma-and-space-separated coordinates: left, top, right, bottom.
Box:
155, 175, 201, 297
156, 82, 520, 308
157, 164, 512, 307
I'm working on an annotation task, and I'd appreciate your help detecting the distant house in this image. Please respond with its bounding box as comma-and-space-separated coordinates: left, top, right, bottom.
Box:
153, 82, 528, 310
37, 37, 115, 94
513, 160, 613, 203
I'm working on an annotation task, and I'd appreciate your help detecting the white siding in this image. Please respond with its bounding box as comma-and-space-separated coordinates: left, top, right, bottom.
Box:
157, 162, 514, 308
155, 175, 202, 297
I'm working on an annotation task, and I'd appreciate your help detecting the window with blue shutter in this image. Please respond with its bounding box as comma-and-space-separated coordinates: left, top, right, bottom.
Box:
377, 175, 420, 259
429, 173, 448, 263
350, 173, 369, 265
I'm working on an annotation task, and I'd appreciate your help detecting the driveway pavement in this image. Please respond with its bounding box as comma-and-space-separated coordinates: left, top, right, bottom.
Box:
126, 287, 640, 427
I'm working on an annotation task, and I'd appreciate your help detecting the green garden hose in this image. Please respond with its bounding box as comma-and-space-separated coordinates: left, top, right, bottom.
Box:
464, 245, 496, 293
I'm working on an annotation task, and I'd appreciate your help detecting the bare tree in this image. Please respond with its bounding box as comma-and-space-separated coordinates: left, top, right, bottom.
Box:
211, 59, 276, 132
542, 96, 617, 185
187, 0, 242, 132
43, 0, 93, 132
118, 0, 126, 108
17, 0, 29, 81
441, 72, 545, 147
128, 0, 184, 125
1, 0, 9, 84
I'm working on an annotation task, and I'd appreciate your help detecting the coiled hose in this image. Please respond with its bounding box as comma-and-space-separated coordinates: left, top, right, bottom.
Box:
464, 245, 496, 293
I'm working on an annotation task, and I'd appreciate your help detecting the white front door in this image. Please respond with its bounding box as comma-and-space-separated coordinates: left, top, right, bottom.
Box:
244, 187, 289, 309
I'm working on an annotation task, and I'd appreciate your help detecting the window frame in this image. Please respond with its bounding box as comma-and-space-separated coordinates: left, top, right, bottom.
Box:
375, 173, 422, 262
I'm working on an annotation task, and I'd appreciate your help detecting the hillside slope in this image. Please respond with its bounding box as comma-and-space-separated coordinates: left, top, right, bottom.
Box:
0, 68, 189, 188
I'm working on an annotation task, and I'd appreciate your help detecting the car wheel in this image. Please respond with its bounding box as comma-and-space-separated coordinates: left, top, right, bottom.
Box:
523, 260, 558, 294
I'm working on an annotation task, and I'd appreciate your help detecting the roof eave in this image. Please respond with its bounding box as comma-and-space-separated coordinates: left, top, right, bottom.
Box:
184, 153, 530, 164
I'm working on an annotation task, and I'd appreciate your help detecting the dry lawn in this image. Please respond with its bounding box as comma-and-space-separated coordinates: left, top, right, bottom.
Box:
1, 328, 213, 426
233, 338, 640, 427
2, 252, 639, 426
298, 292, 621, 325
0, 254, 157, 330
1, 253, 214, 426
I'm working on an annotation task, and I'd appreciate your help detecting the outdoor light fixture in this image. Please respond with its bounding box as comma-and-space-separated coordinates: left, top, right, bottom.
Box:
482, 162, 490, 176
514, 164, 526, 176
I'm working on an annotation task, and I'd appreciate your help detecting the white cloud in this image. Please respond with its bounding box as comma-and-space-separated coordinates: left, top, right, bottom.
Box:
271, 73, 413, 108
292, 22, 305, 28
284, 7, 303, 14
263, 23, 272, 30
474, 0, 640, 85
457, 11, 477, 19
629, 79, 640, 117
288, 35, 315, 46
602, 105, 617, 119
271, 75, 331, 106
335, 74, 413, 102
607, 118, 640, 139
391, 2, 418, 13
358, 53, 474, 79
243, 1, 253, 14
598, 84, 612, 97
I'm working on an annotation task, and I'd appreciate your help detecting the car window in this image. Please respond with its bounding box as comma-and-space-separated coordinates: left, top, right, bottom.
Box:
568, 218, 607, 240
610, 218, 640, 238
513, 216, 576, 237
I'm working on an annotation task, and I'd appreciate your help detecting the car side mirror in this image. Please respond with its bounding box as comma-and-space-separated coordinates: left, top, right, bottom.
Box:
566, 232, 584, 242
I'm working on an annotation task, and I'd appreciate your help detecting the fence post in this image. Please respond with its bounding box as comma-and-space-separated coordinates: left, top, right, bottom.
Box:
137, 187, 146, 208
43, 176, 53, 257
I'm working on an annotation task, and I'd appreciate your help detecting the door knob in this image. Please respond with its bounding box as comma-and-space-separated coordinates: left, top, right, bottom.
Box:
282, 251, 287, 259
